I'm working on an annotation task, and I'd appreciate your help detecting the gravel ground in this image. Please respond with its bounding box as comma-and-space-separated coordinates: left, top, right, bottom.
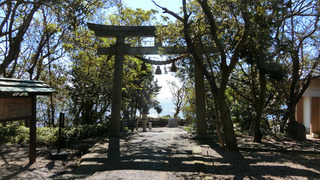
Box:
60, 127, 198, 179
1, 127, 320, 179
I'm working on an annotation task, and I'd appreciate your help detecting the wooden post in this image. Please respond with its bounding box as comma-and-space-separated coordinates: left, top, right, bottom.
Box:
58, 112, 65, 152
311, 97, 320, 134
29, 94, 37, 163
194, 59, 207, 136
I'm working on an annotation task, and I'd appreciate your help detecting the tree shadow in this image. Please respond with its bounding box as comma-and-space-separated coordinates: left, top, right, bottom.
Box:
52, 130, 320, 179
0, 144, 34, 179
0, 148, 10, 165
194, 136, 320, 179
54, 130, 197, 178
1, 163, 32, 180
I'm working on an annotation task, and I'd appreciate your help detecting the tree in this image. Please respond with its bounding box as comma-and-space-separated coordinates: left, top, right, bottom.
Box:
155, 0, 251, 150
273, 0, 319, 139
155, 0, 303, 149
167, 80, 188, 120
0, 0, 43, 77
0, 0, 114, 126
237, 1, 288, 142
174, 58, 198, 125
154, 104, 163, 118
106, 4, 161, 125
0, 0, 110, 78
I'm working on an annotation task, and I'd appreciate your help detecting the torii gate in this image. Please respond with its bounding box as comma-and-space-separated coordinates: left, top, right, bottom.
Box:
88, 23, 218, 159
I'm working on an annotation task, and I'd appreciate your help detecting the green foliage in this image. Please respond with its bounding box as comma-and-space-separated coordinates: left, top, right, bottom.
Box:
36, 127, 59, 146
0, 122, 110, 146
65, 122, 110, 140
154, 105, 163, 116
1, 0, 318, 144
67, 27, 114, 125
0, 0, 118, 127
161, 115, 172, 119
0, 124, 60, 146
106, 6, 162, 120
184, 122, 197, 133
15, 126, 30, 144
0, 124, 29, 144
67, 6, 161, 125
108, 4, 158, 26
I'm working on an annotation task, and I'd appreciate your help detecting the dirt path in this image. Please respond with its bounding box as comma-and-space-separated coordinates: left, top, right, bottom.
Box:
60, 127, 198, 179
1, 127, 320, 179
0, 144, 79, 179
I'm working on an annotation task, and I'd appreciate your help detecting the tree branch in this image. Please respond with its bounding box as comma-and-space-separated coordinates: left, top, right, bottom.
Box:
152, 0, 184, 22
197, 0, 227, 67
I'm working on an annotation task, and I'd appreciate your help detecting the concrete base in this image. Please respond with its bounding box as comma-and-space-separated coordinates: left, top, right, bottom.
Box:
50, 149, 68, 160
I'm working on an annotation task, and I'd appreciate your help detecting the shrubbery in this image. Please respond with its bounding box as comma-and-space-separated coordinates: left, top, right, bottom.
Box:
0, 122, 110, 147
0, 124, 29, 144
36, 127, 59, 146
64, 122, 110, 141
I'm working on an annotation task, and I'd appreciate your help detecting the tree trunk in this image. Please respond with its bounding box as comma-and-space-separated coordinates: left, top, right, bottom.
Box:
217, 94, 238, 151
214, 97, 225, 148
253, 70, 266, 143
174, 111, 179, 121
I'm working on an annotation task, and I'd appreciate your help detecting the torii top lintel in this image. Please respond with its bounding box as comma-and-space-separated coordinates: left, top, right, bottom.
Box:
88, 23, 156, 37
87, 23, 219, 55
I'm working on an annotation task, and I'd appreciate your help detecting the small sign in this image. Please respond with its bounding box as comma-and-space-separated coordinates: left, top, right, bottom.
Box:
0, 97, 32, 121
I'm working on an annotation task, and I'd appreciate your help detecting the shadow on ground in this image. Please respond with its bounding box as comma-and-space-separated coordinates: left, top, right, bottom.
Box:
55, 129, 320, 179
193, 137, 320, 179
1, 128, 320, 179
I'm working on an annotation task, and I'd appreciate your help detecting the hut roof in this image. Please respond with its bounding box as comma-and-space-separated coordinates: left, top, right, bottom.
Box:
0, 78, 56, 95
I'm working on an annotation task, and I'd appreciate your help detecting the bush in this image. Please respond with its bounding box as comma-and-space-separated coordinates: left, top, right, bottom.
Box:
36, 127, 59, 147
14, 126, 29, 143
161, 115, 172, 119
0, 122, 110, 147
65, 122, 110, 141
0, 124, 29, 144
184, 122, 197, 133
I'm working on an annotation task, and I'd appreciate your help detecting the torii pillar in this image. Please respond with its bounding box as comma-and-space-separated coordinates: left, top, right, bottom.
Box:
110, 36, 125, 137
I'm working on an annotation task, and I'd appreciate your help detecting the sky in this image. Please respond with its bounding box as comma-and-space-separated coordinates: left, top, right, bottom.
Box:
123, 0, 184, 118
124, 0, 182, 13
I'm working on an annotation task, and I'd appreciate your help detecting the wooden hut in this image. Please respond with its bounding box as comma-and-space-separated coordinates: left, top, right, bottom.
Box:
0, 78, 56, 163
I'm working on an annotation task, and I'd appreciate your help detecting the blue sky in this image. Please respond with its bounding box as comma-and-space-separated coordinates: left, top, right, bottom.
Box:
123, 0, 183, 24
124, 0, 182, 13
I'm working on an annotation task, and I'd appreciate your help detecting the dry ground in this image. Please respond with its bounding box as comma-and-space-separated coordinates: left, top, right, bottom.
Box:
1, 128, 320, 179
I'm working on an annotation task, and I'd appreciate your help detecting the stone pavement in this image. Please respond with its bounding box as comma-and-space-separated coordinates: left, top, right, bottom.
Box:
59, 127, 201, 179
56, 127, 320, 179
2, 127, 320, 179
